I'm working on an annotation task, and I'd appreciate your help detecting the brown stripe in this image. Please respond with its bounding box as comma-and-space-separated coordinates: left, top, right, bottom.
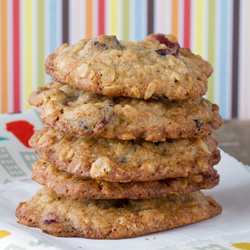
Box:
231, 0, 240, 117
62, 0, 69, 44
147, 0, 154, 35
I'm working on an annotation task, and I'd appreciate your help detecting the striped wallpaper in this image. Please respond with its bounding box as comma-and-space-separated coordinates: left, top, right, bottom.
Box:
0, 0, 249, 120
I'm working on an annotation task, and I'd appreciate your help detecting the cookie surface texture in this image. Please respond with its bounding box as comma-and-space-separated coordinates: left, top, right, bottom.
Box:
28, 82, 223, 141
29, 126, 220, 182
31, 160, 220, 199
45, 34, 212, 100
16, 187, 222, 239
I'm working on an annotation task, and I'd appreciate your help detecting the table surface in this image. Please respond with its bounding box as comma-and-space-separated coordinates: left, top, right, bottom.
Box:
213, 119, 250, 166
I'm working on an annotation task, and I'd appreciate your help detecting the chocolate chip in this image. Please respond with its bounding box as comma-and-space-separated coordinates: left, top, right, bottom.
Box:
155, 49, 178, 57
119, 157, 127, 163
78, 121, 88, 130
165, 138, 173, 143
72, 227, 76, 230
93, 41, 107, 50
109, 102, 114, 107
152, 94, 168, 99
153, 141, 160, 146
194, 119, 203, 131
114, 199, 129, 208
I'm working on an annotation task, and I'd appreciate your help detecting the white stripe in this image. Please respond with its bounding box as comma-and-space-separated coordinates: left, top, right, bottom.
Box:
57, 0, 63, 45
214, 0, 221, 105
93, 0, 99, 38
129, 0, 135, 40
20, 0, 25, 111
190, 0, 196, 52
44, 0, 51, 84
32, 0, 38, 90
225, 0, 233, 119
141, 0, 148, 38
154, 0, 172, 35
8, 0, 13, 113
0, 1, 2, 112
105, 0, 111, 35
0, 1, 1, 112
117, 0, 123, 40
238, 0, 250, 118
69, 0, 84, 45
202, 0, 209, 61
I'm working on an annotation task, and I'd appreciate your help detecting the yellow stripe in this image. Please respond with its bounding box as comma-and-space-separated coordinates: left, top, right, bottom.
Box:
1, 0, 8, 113
25, 0, 33, 109
110, 0, 118, 36
195, 0, 203, 56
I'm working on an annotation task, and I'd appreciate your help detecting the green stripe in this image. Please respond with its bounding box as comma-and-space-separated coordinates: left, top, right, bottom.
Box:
123, 0, 130, 41
207, 0, 215, 103
38, 0, 44, 87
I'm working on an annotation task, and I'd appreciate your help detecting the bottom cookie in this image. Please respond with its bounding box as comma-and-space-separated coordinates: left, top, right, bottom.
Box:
16, 187, 222, 239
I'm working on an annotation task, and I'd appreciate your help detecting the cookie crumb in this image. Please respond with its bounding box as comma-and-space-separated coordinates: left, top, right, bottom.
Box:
153, 237, 156, 239
145, 238, 149, 240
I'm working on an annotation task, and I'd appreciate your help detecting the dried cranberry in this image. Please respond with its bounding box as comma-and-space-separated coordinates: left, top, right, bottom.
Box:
94, 112, 115, 132
154, 34, 180, 52
44, 219, 58, 224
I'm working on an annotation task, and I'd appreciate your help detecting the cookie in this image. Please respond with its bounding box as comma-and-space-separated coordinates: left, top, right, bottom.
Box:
45, 34, 212, 100
31, 160, 219, 199
16, 187, 222, 239
28, 82, 223, 141
29, 126, 220, 182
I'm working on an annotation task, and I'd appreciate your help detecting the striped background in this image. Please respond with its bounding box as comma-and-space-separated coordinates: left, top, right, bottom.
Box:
0, 0, 249, 120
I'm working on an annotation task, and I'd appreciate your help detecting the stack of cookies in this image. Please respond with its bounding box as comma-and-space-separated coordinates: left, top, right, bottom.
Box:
16, 34, 223, 239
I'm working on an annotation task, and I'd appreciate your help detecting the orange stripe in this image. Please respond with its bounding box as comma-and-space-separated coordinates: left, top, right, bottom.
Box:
86, 0, 93, 38
1, 0, 8, 113
172, 0, 178, 39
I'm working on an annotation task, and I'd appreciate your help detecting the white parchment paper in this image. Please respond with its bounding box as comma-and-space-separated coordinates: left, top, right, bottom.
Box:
0, 150, 250, 250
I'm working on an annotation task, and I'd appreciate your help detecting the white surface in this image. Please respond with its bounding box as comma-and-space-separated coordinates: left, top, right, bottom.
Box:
0, 150, 250, 250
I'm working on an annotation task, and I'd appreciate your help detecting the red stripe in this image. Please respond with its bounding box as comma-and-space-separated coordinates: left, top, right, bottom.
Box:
13, 0, 20, 112
183, 0, 191, 48
98, 0, 105, 35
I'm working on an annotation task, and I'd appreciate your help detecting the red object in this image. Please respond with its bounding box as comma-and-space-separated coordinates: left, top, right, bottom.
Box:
184, 0, 191, 48
6, 120, 34, 148
98, 0, 105, 35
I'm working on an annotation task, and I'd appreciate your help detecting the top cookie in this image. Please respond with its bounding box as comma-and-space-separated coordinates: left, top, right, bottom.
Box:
45, 34, 212, 100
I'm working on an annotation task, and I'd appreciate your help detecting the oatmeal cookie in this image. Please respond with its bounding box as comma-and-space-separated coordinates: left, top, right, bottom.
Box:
45, 34, 212, 100
28, 82, 223, 141
16, 187, 222, 239
31, 160, 219, 199
29, 126, 220, 182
